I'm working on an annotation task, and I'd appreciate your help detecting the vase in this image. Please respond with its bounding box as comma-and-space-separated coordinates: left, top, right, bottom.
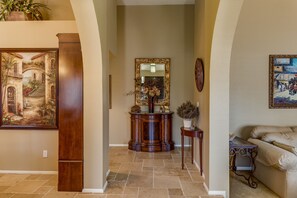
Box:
148, 96, 154, 113
183, 119, 192, 129
6, 11, 27, 21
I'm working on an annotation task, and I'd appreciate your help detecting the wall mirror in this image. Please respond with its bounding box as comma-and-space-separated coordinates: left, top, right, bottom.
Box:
135, 58, 170, 106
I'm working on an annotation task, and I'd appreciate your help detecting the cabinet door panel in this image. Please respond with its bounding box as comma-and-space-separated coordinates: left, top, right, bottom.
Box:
58, 161, 83, 191
129, 112, 174, 152
57, 33, 83, 191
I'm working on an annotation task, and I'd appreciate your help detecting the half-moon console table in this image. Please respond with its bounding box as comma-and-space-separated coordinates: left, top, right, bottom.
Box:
129, 112, 175, 152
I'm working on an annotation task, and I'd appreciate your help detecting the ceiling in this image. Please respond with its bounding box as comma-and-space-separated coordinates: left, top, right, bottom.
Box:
117, 0, 195, 5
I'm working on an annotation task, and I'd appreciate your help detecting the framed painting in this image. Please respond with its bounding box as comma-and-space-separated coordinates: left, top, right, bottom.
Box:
269, 54, 297, 108
0, 49, 58, 129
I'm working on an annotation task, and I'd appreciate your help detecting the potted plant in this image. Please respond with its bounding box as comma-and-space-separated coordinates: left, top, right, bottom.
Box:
0, 0, 49, 21
177, 101, 199, 129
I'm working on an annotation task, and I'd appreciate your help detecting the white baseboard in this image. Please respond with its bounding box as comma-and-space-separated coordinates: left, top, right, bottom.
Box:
109, 144, 128, 147
174, 144, 191, 147
82, 181, 108, 193
82, 180, 108, 193
82, 169, 110, 193
209, 191, 226, 198
0, 170, 57, 174
193, 160, 226, 198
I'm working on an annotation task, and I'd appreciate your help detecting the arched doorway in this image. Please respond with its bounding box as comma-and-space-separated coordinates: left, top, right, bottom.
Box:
7, 86, 16, 114
70, 0, 106, 192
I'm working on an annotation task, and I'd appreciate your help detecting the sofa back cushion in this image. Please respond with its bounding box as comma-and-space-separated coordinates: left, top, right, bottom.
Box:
250, 126, 293, 138
262, 132, 297, 144
261, 132, 297, 155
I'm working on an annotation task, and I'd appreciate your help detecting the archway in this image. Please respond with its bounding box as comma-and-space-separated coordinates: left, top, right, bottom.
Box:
70, 0, 108, 192
68, 0, 245, 195
209, 0, 244, 197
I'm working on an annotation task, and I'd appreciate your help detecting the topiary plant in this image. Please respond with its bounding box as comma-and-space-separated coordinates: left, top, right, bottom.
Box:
176, 101, 199, 119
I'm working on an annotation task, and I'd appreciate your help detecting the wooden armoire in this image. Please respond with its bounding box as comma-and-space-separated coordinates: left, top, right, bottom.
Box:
57, 33, 83, 191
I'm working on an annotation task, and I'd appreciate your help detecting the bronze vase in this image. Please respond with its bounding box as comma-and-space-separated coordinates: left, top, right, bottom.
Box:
148, 96, 154, 113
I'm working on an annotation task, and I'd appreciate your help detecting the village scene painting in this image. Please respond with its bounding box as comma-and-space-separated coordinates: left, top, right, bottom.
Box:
0, 50, 57, 128
270, 55, 297, 108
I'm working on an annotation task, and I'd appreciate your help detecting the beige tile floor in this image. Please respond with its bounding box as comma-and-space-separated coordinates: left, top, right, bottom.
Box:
0, 147, 223, 198
230, 172, 279, 198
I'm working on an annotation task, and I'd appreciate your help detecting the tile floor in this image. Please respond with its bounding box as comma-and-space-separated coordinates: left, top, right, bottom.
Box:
0, 147, 223, 198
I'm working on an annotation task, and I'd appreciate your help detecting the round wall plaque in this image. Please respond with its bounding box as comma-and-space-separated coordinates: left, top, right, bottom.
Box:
195, 58, 204, 92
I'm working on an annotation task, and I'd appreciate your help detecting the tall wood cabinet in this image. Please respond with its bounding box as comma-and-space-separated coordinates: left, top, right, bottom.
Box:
57, 33, 83, 191
129, 112, 174, 152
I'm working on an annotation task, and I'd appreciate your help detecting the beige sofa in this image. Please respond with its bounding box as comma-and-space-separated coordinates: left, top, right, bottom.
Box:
248, 126, 297, 198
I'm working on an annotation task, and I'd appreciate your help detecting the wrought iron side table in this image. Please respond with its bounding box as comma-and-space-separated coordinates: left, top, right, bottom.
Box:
229, 136, 258, 188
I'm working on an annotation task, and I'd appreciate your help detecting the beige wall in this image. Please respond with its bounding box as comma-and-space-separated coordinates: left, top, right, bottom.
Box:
37, 0, 75, 20
230, 0, 297, 139
0, 21, 77, 171
193, 0, 219, 189
109, 5, 194, 145
108, 0, 118, 55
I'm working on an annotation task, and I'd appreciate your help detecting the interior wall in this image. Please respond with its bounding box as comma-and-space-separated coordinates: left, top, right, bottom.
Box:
193, 0, 219, 189
37, 0, 75, 20
107, 0, 118, 55
0, 21, 77, 171
109, 5, 194, 145
230, 0, 297, 140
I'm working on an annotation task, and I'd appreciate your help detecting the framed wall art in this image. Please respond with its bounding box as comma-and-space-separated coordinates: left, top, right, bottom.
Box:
269, 54, 297, 108
0, 49, 58, 129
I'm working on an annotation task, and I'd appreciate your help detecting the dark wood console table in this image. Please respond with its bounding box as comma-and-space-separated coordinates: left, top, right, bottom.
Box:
180, 127, 203, 175
129, 112, 174, 152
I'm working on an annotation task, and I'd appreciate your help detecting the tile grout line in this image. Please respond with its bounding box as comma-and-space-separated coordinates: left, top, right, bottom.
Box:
122, 151, 133, 196
41, 186, 55, 198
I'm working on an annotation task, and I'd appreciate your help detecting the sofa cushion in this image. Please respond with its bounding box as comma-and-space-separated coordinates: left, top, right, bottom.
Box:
272, 141, 297, 155
250, 126, 293, 138
248, 138, 297, 171
261, 132, 297, 155
262, 132, 297, 146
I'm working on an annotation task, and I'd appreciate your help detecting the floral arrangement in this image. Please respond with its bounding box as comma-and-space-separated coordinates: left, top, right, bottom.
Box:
176, 101, 199, 119
0, 0, 49, 21
143, 85, 160, 97
127, 77, 161, 99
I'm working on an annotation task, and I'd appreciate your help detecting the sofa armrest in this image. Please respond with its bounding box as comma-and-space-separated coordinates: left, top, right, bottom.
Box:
248, 138, 297, 171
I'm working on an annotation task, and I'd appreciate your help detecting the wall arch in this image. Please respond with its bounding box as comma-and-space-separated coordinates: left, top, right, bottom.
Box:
209, 0, 244, 196
70, 0, 107, 192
